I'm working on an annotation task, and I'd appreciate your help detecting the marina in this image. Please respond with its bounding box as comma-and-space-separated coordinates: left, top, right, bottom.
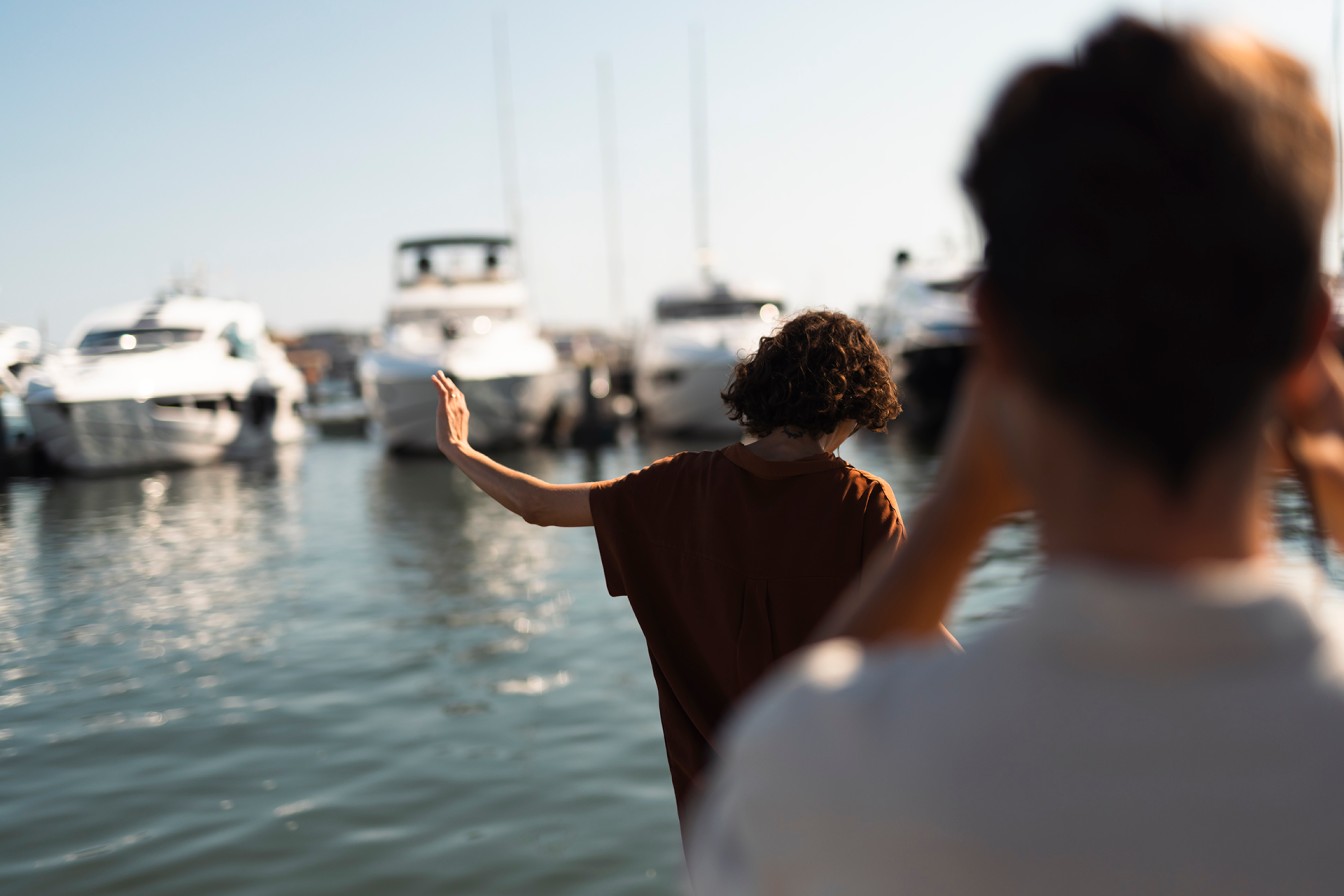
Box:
7, 3, 1344, 894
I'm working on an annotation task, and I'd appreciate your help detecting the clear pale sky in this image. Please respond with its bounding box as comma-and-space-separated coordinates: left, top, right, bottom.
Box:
1, 1, 1339, 344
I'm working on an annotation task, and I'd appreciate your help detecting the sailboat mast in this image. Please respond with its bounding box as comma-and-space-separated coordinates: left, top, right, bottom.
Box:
597, 54, 626, 325
689, 24, 712, 287
493, 11, 526, 274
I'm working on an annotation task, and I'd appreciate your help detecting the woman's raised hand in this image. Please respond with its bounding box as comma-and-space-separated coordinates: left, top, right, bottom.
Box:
432, 370, 471, 457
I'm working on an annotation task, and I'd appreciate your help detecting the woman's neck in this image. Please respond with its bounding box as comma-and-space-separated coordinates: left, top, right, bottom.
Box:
744, 429, 830, 461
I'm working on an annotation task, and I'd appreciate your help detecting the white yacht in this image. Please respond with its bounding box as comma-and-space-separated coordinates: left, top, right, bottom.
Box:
858, 250, 978, 443
25, 286, 307, 475
359, 235, 565, 453
633, 283, 783, 436
0, 324, 42, 392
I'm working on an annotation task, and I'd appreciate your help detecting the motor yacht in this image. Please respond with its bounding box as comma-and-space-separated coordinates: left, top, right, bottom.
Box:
859, 251, 978, 444
358, 235, 566, 453
633, 282, 783, 436
25, 286, 307, 475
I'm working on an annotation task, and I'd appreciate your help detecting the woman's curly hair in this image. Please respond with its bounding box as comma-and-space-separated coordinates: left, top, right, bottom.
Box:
721, 310, 901, 438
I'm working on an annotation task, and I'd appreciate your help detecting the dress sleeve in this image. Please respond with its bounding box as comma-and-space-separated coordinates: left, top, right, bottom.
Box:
588, 453, 682, 597
860, 476, 905, 561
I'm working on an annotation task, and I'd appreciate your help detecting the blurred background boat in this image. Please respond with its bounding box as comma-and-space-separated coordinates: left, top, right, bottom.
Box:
304, 380, 372, 438
285, 329, 373, 438
859, 250, 978, 445
358, 235, 570, 453
627, 27, 789, 440
24, 282, 307, 475
0, 323, 43, 473
632, 282, 782, 437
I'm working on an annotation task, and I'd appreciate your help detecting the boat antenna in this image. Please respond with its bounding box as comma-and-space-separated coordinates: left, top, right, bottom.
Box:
493, 10, 526, 275
597, 54, 626, 326
689, 24, 713, 289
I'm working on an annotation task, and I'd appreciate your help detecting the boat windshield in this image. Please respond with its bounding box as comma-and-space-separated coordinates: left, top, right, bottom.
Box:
655, 299, 781, 322
388, 307, 516, 326
78, 328, 205, 354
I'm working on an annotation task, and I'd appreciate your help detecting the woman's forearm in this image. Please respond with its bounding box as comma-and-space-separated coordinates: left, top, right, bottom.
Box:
442, 442, 600, 527
432, 370, 600, 527
1281, 342, 1344, 554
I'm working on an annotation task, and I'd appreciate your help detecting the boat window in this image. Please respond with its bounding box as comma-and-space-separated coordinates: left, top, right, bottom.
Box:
396, 243, 515, 286
388, 307, 515, 327
928, 274, 978, 294
150, 395, 225, 411
655, 299, 782, 321
221, 323, 257, 360
78, 328, 204, 354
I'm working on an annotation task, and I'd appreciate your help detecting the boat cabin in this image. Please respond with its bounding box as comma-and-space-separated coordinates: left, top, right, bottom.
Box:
653, 284, 782, 323
394, 235, 516, 288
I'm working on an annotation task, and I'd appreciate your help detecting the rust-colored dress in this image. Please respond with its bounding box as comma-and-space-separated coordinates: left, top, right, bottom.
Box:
589, 442, 904, 830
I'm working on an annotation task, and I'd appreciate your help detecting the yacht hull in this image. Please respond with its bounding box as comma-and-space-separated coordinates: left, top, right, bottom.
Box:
633, 311, 773, 437
365, 233, 570, 453
633, 359, 742, 437
361, 353, 564, 453
896, 341, 972, 447
27, 395, 304, 476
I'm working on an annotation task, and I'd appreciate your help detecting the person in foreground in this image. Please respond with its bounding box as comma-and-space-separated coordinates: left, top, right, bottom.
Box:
690, 17, 1344, 895
430, 310, 912, 839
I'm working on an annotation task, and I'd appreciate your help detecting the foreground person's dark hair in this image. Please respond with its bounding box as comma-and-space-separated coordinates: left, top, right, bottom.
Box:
723, 310, 901, 439
962, 17, 1333, 493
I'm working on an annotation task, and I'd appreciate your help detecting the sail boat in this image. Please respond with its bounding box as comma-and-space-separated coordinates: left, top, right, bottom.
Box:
632, 26, 786, 436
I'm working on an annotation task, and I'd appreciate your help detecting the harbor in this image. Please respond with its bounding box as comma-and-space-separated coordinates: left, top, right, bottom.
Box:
10, 3, 1344, 894
0, 252, 986, 895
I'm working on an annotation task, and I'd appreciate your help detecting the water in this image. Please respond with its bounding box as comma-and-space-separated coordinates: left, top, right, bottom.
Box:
0, 432, 1330, 895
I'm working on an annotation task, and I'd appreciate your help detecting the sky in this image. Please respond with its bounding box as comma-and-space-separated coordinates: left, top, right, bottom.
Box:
2, 0, 1341, 344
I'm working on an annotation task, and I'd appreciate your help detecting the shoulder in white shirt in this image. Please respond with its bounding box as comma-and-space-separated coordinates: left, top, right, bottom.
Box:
689, 560, 1344, 896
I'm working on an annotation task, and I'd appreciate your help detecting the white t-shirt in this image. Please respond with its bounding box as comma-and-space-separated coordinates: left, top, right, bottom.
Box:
689, 560, 1344, 895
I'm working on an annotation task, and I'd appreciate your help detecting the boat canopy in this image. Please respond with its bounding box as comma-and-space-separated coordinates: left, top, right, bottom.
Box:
66, 296, 268, 350
654, 283, 783, 322
395, 235, 517, 288
397, 235, 512, 252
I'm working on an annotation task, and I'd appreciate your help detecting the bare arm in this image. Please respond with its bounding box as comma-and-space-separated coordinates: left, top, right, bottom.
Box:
819, 489, 999, 642
432, 371, 611, 527
1280, 342, 1344, 553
